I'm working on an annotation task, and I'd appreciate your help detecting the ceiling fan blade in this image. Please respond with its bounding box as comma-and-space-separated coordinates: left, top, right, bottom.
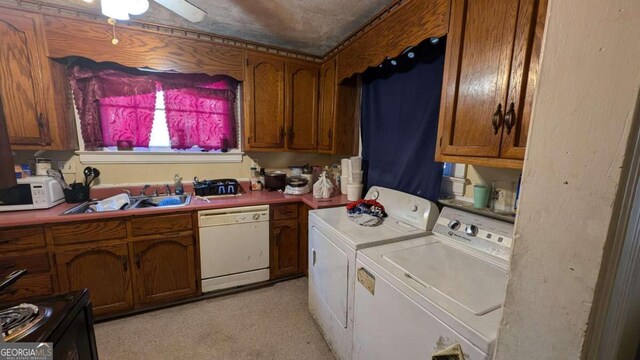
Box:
153, 0, 207, 23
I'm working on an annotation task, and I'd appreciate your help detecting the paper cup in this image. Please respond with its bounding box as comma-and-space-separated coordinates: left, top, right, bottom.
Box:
347, 184, 363, 201
340, 175, 349, 194
350, 156, 362, 171
351, 171, 363, 184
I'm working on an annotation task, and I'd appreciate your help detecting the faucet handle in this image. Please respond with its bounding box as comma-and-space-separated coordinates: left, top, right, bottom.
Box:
141, 184, 151, 196
164, 184, 171, 196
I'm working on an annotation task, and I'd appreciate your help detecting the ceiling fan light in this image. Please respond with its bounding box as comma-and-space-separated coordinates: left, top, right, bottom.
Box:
101, 0, 130, 20
128, 0, 150, 16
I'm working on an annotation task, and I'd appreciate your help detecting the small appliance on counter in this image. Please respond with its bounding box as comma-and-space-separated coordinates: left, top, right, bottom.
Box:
265, 171, 286, 191
193, 178, 240, 197
0, 176, 64, 212
284, 176, 310, 195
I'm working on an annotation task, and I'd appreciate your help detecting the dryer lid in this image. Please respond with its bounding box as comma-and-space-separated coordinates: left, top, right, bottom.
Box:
383, 241, 508, 316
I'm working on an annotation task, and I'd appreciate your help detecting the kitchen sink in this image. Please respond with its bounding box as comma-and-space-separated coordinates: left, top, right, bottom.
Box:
62, 194, 191, 215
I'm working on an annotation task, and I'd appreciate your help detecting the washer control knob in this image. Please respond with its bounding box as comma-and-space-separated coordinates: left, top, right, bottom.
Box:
447, 219, 461, 231
465, 225, 479, 237
411, 205, 418, 212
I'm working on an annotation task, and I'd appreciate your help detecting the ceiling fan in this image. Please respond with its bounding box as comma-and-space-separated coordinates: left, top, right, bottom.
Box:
96, 0, 207, 23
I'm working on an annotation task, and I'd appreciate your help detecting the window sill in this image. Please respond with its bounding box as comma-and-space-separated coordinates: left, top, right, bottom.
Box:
76, 150, 244, 164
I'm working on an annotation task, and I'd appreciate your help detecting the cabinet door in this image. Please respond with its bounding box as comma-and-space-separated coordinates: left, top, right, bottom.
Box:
0, 11, 50, 146
286, 61, 319, 150
56, 243, 133, 317
318, 59, 337, 152
270, 219, 299, 279
439, 0, 521, 158
500, 0, 547, 159
244, 51, 286, 150
132, 235, 196, 306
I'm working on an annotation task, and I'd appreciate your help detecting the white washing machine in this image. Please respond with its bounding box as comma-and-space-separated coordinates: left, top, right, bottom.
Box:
352, 207, 514, 360
308, 186, 439, 360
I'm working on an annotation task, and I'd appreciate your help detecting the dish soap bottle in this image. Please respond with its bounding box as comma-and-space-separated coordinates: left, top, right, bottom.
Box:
174, 174, 184, 195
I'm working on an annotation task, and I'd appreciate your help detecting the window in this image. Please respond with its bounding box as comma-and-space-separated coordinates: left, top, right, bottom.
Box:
69, 59, 242, 163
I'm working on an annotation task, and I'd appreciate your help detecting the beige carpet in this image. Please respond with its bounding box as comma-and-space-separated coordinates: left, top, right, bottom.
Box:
94, 278, 335, 360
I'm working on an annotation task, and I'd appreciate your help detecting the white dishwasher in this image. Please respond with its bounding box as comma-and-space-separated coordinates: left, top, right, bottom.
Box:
198, 205, 270, 292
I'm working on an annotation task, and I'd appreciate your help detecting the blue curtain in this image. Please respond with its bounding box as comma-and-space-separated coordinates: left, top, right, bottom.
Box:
361, 39, 446, 202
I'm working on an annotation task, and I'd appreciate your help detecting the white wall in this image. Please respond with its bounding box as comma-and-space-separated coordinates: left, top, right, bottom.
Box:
494, 0, 640, 359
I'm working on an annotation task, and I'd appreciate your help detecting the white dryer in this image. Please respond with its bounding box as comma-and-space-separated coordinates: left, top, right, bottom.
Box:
308, 186, 439, 360
352, 207, 513, 360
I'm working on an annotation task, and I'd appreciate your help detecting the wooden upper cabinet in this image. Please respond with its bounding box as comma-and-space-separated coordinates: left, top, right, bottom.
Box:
132, 236, 196, 306
439, 0, 521, 158
286, 61, 319, 150
318, 59, 337, 152
244, 51, 286, 150
56, 243, 134, 317
436, 0, 547, 168
500, 0, 548, 159
0, 11, 50, 146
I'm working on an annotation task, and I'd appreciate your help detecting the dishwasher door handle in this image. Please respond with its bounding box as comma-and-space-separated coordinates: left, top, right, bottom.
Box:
312, 249, 316, 266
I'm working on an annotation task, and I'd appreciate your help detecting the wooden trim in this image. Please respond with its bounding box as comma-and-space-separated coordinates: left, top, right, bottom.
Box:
333, 0, 449, 81
435, 153, 524, 170
0, 0, 321, 62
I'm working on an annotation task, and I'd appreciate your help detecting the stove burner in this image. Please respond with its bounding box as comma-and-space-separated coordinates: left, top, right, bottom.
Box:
0, 303, 50, 341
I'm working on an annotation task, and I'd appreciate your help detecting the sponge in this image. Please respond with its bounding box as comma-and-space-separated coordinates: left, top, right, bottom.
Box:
157, 198, 182, 207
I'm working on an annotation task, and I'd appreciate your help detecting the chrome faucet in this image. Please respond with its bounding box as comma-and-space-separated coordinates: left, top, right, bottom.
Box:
164, 184, 171, 196
141, 184, 151, 196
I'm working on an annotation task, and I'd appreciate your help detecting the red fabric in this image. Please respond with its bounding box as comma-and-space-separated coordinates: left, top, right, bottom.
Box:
163, 79, 237, 150
99, 92, 156, 147
69, 60, 238, 150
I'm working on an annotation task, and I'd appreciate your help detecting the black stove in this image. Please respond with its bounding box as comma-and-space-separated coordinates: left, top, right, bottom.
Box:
0, 303, 50, 341
0, 289, 98, 359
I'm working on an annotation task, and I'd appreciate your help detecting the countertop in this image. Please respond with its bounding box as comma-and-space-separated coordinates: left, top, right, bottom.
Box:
0, 186, 351, 228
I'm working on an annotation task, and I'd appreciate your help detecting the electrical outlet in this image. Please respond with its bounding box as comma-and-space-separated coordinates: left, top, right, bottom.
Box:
57, 160, 76, 174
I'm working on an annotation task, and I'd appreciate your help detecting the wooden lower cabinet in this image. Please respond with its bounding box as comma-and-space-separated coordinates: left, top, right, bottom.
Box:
132, 235, 197, 306
55, 243, 134, 317
270, 218, 299, 279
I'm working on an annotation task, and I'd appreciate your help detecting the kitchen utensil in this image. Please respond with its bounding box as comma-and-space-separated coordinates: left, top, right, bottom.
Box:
46, 169, 71, 190
347, 183, 363, 201
87, 168, 100, 187
0, 269, 27, 292
83, 166, 93, 186
473, 184, 490, 209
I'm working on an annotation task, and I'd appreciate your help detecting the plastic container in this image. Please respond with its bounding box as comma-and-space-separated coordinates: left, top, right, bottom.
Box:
350, 156, 362, 171
347, 183, 363, 201
64, 183, 90, 203
351, 171, 364, 184
473, 184, 490, 209
340, 175, 349, 194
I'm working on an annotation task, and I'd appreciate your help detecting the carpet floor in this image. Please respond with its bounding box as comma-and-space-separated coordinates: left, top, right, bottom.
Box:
94, 278, 335, 360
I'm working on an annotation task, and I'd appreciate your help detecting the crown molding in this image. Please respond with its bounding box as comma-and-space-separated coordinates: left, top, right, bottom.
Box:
0, 0, 322, 62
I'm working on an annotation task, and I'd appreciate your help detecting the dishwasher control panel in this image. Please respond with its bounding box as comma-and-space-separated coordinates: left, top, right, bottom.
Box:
198, 205, 270, 227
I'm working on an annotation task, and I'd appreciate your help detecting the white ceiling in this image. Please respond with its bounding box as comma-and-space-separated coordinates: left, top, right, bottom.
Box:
35, 0, 395, 56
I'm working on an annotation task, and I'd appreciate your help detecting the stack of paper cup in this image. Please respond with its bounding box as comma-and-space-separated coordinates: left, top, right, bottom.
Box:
346, 156, 363, 201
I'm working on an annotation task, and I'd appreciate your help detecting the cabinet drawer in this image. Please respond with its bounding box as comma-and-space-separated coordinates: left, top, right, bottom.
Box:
0, 252, 50, 277
0, 227, 45, 251
130, 213, 193, 237
52, 220, 127, 245
272, 204, 298, 220
0, 274, 54, 302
